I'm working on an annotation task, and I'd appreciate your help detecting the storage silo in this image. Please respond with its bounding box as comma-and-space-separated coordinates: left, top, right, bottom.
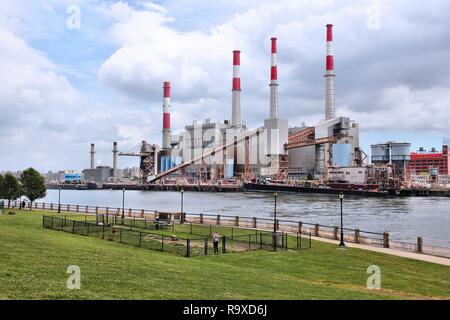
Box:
225, 159, 234, 178
332, 144, 352, 166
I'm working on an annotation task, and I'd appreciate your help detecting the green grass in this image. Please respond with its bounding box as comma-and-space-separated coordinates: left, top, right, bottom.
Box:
0, 210, 449, 300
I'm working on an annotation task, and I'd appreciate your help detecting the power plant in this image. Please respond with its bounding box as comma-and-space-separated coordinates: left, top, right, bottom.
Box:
80, 24, 449, 193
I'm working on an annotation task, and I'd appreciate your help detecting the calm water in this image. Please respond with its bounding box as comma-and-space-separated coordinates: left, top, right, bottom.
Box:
42, 190, 450, 246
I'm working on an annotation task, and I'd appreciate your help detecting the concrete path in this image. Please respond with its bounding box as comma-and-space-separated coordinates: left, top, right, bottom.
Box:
307, 234, 450, 267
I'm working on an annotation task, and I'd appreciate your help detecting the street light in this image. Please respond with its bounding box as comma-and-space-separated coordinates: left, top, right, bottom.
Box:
122, 188, 125, 224
180, 189, 184, 224
273, 192, 278, 251
273, 192, 278, 233
339, 193, 345, 247
58, 187, 61, 213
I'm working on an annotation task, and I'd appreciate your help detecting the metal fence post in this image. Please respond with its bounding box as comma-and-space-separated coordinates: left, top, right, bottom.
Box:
231, 227, 234, 240
217, 214, 220, 225
355, 229, 360, 243
51, 217, 54, 229
276, 219, 279, 231
383, 232, 389, 248
161, 235, 164, 252
209, 225, 212, 237
140, 209, 144, 218
204, 239, 208, 255
200, 214, 203, 224
235, 216, 239, 227
417, 237, 423, 253
50, 203, 53, 211
222, 235, 226, 253
190, 223, 192, 234
285, 233, 288, 250
309, 233, 312, 248
298, 221, 302, 234
139, 232, 142, 247
259, 233, 262, 249
248, 234, 251, 250
85, 206, 88, 213
186, 239, 190, 257
333, 226, 339, 240
253, 217, 257, 229
102, 224, 105, 239
314, 224, 319, 237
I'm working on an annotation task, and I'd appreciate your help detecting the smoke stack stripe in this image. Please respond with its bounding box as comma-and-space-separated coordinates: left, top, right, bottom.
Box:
231, 50, 241, 127
162, 81, 171, 149
325, 24, 335, 120
269, 37, 279, 119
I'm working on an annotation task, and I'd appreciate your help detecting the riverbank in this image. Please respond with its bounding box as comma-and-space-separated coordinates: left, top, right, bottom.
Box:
1, 210, 449, 299
46, 183, 450, 197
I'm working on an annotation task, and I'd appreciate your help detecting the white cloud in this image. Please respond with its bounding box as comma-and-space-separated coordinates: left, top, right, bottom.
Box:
97, 0, 450, 139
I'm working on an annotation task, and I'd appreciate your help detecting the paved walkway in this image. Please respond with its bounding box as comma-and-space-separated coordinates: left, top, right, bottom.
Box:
307, 234, 450, 267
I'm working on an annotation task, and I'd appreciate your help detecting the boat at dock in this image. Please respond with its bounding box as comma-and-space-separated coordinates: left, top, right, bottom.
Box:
243, 182, 388, 197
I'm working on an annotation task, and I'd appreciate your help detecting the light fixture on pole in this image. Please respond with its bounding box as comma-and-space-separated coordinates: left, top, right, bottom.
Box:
180, 189, 184, 224
122, 188, 125, 224
339, 193, 345, 247
58, 187, 61, 213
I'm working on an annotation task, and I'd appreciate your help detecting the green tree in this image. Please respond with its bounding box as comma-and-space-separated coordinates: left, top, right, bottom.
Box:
2, 173, 22, 208
0, 174, 4, 199
20, 168, 47, 210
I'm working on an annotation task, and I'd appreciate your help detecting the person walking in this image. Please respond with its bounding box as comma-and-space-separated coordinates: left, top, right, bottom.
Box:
213, 231, 220, 254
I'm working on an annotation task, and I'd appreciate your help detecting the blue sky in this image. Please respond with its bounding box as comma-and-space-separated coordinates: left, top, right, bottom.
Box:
0, 0, 449, 172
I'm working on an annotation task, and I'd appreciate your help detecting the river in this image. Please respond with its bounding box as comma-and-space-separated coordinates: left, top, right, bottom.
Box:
42, 189, 450, 247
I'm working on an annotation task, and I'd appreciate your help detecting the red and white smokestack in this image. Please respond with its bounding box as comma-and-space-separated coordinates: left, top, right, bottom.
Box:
231, 50, 241, 127
162, 81, 171, 149
269, 37, 279, 119
325, 24, 335, 120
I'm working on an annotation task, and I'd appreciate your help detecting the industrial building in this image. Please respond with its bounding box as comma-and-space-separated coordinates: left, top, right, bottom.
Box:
408, 145, 449, 175
86, 24, 373, 189
82, 142, 123, 183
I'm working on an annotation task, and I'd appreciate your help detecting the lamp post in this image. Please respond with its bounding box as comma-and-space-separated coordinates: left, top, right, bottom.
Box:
122, 188, 125, 224
273, 192, 278, 251
339, 193, 345, 247
273, 192, 278, 233
180, 189, 184, 224
58, 187, 61, 213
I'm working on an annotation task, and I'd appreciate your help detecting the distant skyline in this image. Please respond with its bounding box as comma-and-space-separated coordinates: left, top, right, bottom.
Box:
1, 0, 449, 172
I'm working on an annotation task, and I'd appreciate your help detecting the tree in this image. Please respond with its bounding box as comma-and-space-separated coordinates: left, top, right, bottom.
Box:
2, 173, 22, 208
0, 174, 4, 199
20, 168, 46, 210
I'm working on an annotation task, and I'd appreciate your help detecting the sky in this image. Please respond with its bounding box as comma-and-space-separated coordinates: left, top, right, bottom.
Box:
0, 0, 449, 172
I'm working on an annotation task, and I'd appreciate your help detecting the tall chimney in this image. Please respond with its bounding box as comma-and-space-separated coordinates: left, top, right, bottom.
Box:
269, 37, 279, 119
325, 24, 336, 120
90, 143, 95, 169
231, 50, 241, 127
112, 141, 118, 181
162, 81, 171, 149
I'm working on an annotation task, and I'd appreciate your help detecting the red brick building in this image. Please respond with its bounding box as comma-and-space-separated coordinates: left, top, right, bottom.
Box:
408, 145, 450, 175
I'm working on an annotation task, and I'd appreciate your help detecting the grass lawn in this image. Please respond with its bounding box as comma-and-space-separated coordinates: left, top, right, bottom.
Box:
0, 210, 449, 300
